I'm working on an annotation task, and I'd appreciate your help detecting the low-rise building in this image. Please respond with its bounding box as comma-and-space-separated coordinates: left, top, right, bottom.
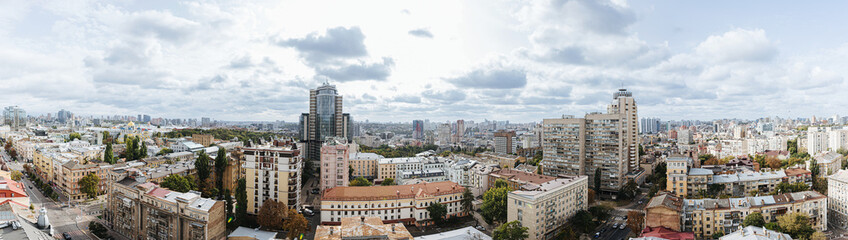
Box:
507, 175, 588, 240
489, 168, 557, 191
719, 226, 792, 240
105, 177, 226, 240
349, 152, 383, 180
682, 191, 826, 237
810, 151, 842, 176
320, 181, 466, 227
315, 216, 412, 240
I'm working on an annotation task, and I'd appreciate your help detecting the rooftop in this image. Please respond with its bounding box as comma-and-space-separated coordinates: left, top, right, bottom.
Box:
416, 226, 491, 240
509, 175, 587, 199
684, 191, 824, 211
490, 168, 557, 186
315, 217, 412, 240
719, 226, 792, 240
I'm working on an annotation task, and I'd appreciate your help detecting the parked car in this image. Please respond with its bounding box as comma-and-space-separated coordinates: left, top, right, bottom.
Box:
62, 232, 72, 240
594, 232, 600, 238
311, 188, 320, 194
619, 224, 626, 230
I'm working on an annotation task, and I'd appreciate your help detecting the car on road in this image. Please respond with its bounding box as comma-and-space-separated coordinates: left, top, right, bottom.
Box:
300, 208, 314, 216
612, 223, 619, 229
619, 224, 626, 230
311, 188, 320, 194
594, 232, 600, 238
62, 232, 72, 240
476, 226, 486, 231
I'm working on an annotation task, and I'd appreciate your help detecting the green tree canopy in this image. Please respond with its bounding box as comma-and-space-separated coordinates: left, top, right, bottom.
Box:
493, 220, 528, 240
381, 178, 396, 186
481, 185, 509, 224
195, 150, 212, 191
618, 180, 639, 200
78, 173, 100, 199
461, 188, 474, 215
104, 142, 115, 164
215, 147, 228, 195
776, 212, 815, 240
10, 171, 21, 181
743, 212, 765, 227
235, 178, 248, 226
68, 132, 82, 142
160, 174, 196, 193
427, 202, 447, 225
157, 148, 174, 156
350, 177, 373, 186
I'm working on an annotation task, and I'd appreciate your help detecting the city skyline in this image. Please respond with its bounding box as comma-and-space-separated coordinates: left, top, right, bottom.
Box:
3, 1, 848, 122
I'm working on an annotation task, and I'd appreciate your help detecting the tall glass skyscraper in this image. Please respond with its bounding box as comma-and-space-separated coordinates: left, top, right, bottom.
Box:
300, 83, 352, 161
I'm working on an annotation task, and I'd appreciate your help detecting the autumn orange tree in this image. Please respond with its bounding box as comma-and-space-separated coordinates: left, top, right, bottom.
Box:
626, 210, 645, 234
257, 199, 287, 229
282, 209, 309, 239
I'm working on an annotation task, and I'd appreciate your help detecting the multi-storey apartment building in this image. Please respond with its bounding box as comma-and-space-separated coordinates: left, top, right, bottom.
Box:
378, 157, 422, 181
106, 177, 226, 240
191, 134, 213, 147
493, 130, 516, 154
541, 89, 638, 197
320, 140, 350, 191
829, 169, 848, 229
646, 191, 827, 238
507, 175, 588, 240
320, 181, 466, 227
349, 152, 382, 180
243, 141, 303, 213
810, 151, 842, 176
488, 168, 557, 191
59, 161, 111, 201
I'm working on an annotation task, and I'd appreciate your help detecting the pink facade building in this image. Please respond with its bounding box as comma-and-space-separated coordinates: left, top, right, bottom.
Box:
320, 142, 350, 191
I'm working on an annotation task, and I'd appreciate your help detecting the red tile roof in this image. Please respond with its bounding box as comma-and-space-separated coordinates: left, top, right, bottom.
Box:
147, 187, 172, 198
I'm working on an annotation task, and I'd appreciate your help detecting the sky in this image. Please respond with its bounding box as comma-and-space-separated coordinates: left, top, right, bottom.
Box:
2, 0, 848, 123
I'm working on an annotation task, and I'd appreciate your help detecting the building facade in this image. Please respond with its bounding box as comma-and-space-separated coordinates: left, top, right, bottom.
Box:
829, 169, 848, 230
493, 130, 516, 154
540, 89, 639, 196
320, 141, 350, 191
106, 178, 226, 240
320, 181, 466, 227
243, 141, 303, 213
507, 175, 588, 240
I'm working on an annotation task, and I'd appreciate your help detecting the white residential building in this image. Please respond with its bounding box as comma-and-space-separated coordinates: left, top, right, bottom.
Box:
719, 226, 792, 240
828, 169, 848, 230
809, 151, 842, 176
507, 175, 588, 240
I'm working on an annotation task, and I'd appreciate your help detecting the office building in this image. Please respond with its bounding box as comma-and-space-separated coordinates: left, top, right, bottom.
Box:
3, 106, 26, 130
453, 120, 465, 143
437, 123, 451, 145
320, 139, 350, 191
412, 120, 424, 140
493, 130, 516, 154
507, 175, 588, 240
540, 89, 639, 196
300, 83, 353, 161
106, 179, 226, 240
320, 181, 466, 226
243, 140, 303, 213
57, 109, 73, 124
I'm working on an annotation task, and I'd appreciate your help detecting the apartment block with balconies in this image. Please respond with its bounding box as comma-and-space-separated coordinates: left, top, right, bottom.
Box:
244, 140, 303, 213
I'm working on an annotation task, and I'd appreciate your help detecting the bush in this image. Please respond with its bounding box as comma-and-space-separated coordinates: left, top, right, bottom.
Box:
89, 221, 109, 238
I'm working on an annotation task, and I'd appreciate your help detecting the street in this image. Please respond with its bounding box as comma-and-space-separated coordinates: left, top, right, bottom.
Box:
2, 147, 96, 240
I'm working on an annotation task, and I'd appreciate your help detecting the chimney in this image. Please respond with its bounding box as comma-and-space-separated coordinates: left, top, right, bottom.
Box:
330, 227, 334, 235
361, 216, 365, 224
392, 224, 396, 233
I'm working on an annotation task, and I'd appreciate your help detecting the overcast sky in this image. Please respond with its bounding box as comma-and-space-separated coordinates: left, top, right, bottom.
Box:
2, 0, 848, 123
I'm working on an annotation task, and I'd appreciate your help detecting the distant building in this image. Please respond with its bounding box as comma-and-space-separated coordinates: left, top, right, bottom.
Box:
315, 217, 412, 240
507, 175, 588, 240
320, 140, 350, 191
191, 134, 213, 147
2, 106, 26, 130
493, 130, 516, 154
412, 120, 424, 140
541, 89, 639, 197
243, 141, 303, 213
300, 83, 353, 161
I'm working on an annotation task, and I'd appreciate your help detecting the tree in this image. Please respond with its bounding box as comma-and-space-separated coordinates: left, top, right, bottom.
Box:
743, 212, 765, 227
68, 132, 82, 142
10, 171, 21, 181
224, 189, 234, 229
350, 176, 373, 186
626, 210, 645, 234
140, 141, 148, 158
215, 147, 228, 195
838, 148, 848, 157
493, 220, 528, 240
765, 157, 782, 169
160, 174, 194, 193
707, 184, 725, 198
427, 202, 447, 225
195, 150, 212, 192
593, 168, 602, 194
618, 180, 639, 200
157, 148, 174, 156
481, 185, 510, 224
588, 188, 596, 204
104, 142, 115, 164
711, 231, 725, 239
589, 204, 613, 222
494, 179, 509, 189
570, 210, 596, 233
78, 173, 100, 199
235, 178, 248, 226
257, 199, 287, 229
777, 212, 815, 240
282, 209, 309, 239
89, 222, 109, 238
381, 178, 396, 186
699, 154, 716, 165
811, 231, 826, 240
461, 188, 473, 216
